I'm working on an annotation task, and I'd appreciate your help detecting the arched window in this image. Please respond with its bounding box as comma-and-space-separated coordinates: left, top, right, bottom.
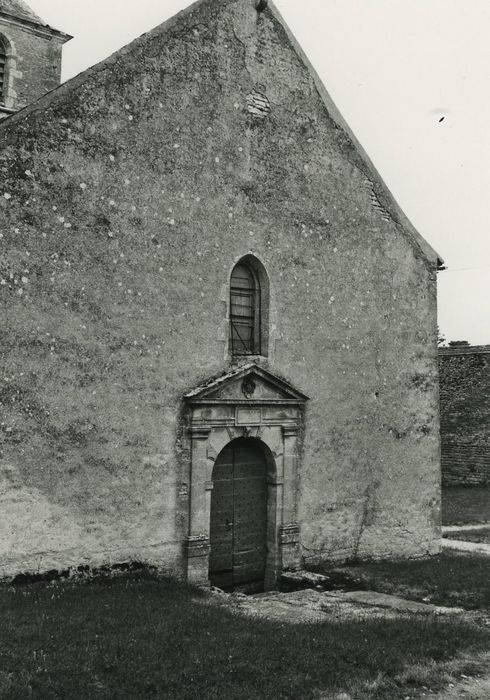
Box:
0, 36, 6, 104
230, 263, 260, 355
229, 256, 269, 357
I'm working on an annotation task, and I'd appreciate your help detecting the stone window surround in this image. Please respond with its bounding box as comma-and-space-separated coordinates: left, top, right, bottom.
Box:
229, 261, 262, 357
0, 31, 14, 108
226, 254, 271, 361
0, 30, 24, 113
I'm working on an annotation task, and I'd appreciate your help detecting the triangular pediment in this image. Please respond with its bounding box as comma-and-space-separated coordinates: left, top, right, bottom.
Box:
185, 364, 308, 404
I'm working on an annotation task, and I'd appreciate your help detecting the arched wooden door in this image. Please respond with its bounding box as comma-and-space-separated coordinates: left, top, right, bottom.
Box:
209, 438, 268, 591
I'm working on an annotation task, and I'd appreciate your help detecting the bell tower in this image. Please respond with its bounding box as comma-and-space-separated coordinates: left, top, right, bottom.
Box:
0, 0, 71, 119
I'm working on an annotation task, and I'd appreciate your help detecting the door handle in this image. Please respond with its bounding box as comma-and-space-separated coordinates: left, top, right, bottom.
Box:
225, 519, 234, 531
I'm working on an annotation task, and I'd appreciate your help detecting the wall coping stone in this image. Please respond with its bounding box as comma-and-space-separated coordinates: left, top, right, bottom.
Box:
439, 345, 490, 357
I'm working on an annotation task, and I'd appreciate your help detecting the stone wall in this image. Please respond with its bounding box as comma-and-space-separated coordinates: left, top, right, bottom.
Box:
439, 346, 490, 486
0, 0, 441, 578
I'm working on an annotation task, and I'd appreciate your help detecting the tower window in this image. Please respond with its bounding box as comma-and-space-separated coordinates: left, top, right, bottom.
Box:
230, 263, 261, 355
0, 36, 6, 104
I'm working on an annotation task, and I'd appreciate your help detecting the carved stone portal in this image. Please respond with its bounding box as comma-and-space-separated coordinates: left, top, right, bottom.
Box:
183, 363, 308, 589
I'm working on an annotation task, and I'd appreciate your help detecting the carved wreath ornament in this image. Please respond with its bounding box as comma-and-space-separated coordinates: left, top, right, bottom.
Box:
241, 377, 257, 398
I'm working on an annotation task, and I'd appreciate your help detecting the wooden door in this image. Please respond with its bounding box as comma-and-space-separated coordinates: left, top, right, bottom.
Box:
209, 439, 267, 590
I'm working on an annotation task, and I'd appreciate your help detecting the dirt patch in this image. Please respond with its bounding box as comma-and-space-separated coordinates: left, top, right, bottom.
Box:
430, 666, 490, 699
205, 586, 467, 626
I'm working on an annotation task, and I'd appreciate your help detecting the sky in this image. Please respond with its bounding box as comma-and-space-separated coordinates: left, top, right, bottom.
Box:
27, 0, 490, 344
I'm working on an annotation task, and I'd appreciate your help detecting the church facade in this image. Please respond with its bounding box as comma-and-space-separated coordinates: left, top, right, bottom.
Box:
1, 0, 442, 588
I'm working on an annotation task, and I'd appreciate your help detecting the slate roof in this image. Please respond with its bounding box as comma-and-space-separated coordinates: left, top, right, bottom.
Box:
0, 0, 45, 25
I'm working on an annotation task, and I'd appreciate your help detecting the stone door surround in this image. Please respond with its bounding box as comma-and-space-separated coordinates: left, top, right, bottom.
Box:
184, 363, 308, 589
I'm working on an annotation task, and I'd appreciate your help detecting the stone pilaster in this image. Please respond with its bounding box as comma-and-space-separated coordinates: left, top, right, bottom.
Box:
186, 427, 211, 585
185, 535, 211, 587
279, 522, 301, 571
264, 475, 284, 590
282, 426, 299, 525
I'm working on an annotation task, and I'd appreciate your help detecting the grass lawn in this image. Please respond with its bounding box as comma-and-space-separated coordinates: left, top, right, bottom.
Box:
442, 486, 490, 525
1, 571, 490, 700
314, 552, 490, 611
443, 527, 490, 545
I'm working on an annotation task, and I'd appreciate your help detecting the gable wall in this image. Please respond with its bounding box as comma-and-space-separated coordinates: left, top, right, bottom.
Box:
0, 0, 440, 577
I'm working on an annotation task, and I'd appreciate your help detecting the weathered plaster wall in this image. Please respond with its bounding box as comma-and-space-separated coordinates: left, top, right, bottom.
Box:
439, 347, 490, 486
0, 0, 440, 577
0, 16, 65, 114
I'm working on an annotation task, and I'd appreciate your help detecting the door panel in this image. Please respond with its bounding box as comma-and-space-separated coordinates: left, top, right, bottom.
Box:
209, 453, 234, 586
209, 439, 267, 590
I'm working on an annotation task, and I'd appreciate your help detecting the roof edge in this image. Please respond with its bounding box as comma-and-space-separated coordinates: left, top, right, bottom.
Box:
0, 10, 72, 41
267, 0, 444, 268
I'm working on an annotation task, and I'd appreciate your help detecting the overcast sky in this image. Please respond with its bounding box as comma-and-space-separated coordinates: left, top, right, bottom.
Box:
29, 0, 490, 344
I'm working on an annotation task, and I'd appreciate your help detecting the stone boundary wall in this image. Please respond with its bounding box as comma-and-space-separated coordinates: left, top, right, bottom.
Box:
439, 346, 490, 486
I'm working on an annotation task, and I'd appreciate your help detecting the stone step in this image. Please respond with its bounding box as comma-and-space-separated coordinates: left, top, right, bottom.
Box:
443, 523, 490, 532
324, 590, 464, 615
442, 539, 490, 555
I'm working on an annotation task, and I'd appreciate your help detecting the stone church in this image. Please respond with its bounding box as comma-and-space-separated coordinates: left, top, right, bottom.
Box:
1, 0, 443, 589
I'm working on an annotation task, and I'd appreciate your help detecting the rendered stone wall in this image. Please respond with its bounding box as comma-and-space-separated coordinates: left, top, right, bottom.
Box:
0, 0, 441, 578
0, 16, 65, 114
439, 347, 490, 486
